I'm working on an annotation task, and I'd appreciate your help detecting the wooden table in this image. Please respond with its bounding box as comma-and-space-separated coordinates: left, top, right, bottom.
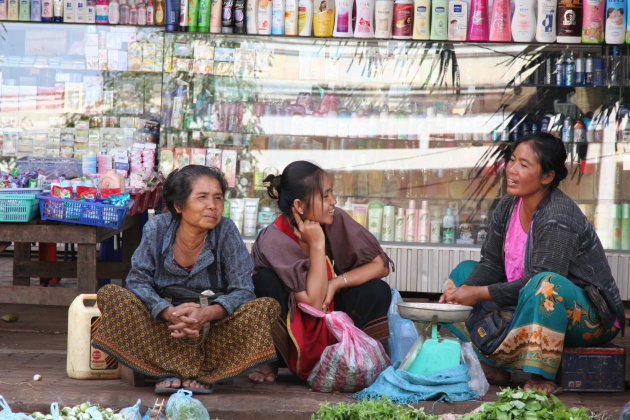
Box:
0, 215, 141, 306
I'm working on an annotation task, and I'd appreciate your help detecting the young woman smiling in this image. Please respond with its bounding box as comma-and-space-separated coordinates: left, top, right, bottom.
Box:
440, 133, 625, 394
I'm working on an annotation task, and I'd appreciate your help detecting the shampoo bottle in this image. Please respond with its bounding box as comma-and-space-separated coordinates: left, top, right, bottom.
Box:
30, 0, 41, 20
146, 0, 154, 23
511, 0, 536, 41
297, 0, 312, 34
557, 0, 582, 42
334, 0, 353, 36
605, 0, 625, 43
7, 0, 17, 19
271, 0, 284, 34
354, 0, 375, 37
374, 0, 393, 37
95, 0, 108, 22
197, 0, 210, 30
154, 0, 164, 24
417, 200, 430, 242
412, 0, 430, 39
429, 0, 448, 39
368, 201, 385, 240
209, 0, 221, 31
582, 0, 604, 43
245, 0, 258, 32
41, 0, 53, 19
442, 207, 455, 243
119, 0, 129, 23
382, 205, 395, 241
489, 0, 511, 41
165, 0, 179, 31
447, 0, 467, 40
394, 207, 405, 242
392, 0, 413, 38
0, 0, 6, 18
467, 0, 488, 40
257, 0, 272, 33
535, 0, 557, 41
108, 0, 120, 22
285, 0, 298, 34
313, 0, 334, 36
178, 0, 188, 30
188, 0, 199, 31
405, 200, 416, 242
18, 0, 29, 20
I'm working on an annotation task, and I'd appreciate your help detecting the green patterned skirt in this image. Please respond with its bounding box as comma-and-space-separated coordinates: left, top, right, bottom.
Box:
92, 284, 280, 384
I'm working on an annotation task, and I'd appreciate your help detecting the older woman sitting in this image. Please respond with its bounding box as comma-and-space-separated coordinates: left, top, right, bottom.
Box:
93, 165, 280, 394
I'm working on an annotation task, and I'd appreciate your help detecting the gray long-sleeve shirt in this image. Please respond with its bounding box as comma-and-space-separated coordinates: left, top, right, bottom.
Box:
464, 188, 625, 327
125, 213, 255, 320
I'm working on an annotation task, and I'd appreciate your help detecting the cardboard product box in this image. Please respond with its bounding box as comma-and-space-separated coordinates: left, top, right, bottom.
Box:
561, 346, 625, 392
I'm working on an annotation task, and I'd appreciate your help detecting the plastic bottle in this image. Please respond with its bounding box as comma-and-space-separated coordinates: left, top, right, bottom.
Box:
489, 0, 511, 41
271, 0, 284, 34
146, 0, 153, 23
41, 0, 53, 19
354, 0, 375, 37
412, 0, 430, 38
7, 0, 17, 19
285, 0, 298, 34
511, 0, 536, 41
245, 0, 258, 32
187, 0, 199, 30
87, 0, 96, 20
197, 0, 210, 30
334, 0, 353, 36
95, 0, 108, 22
0, 0, 6, 18
582, 0, 604, 42
622, 204, 630, 250
430, 0, 447, 39
557, 0, 582, 42
476, 214, 488, 244
108, 0, 120, 22
154, 0, 164, 23
605, 0, 625, 43
313, 0, 334, 36
30, 0, 41, 20
405, 200, 417, 242
119, 0, 129, 22
447, 0, 467, 40
535, 0, 557, 41
430, 209, 442, 242
137, 0, 146, 22
417, 200, 430, 242
209, 0, 221, 30
258, 0, 272, 33
394, 208, 405, 241
442, 207, 455, 244
467, 0, 488, 40
18, 0, 29, 20
297, 0, 312, 34
368, 201, 385, 240
382, 205, 396, 241
375, 0, 394, 37
393, 0, 413, 38
166, 0, 179, 28
129, 0, 137, 23
63, 0, 74, 21
67, 295, 120, 380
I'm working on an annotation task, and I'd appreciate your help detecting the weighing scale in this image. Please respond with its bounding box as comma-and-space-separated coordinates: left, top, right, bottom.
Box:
397, 302, 472, 375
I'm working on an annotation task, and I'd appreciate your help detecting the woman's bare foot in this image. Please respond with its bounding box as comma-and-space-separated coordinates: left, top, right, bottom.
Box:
155, 377, 181, 389
182, 379, 210, 390
524, 374, 561, 394
480, 361, 510, 385
248, 362, 278, 383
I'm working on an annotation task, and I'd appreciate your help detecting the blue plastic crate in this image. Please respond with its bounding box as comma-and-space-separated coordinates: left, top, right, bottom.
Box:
38, 194, 130, 229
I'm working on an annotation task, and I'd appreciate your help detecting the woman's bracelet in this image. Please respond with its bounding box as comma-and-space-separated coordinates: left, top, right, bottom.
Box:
342, 273, 348, 288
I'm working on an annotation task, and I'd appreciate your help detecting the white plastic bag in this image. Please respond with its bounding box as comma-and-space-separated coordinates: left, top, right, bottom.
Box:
165, 390, 209, 420
0, 396, 34, 420
461, 342, 490, 397
387, 289, 420, 365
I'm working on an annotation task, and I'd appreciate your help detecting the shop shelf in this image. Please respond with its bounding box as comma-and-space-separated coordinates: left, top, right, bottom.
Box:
38, 194, 131, 229
0, 194, 40, 222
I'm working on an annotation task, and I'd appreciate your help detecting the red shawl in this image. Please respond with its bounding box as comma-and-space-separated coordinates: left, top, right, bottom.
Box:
274, 215, 337, 380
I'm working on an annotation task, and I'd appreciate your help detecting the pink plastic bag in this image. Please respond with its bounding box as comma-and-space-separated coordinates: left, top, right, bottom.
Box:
299, 303, 391, 392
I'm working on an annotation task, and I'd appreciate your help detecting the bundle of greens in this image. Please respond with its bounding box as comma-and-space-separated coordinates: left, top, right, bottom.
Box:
312, 397, 438, 420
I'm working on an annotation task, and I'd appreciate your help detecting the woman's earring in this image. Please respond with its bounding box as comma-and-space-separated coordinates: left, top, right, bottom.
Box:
299, 210, 304, 215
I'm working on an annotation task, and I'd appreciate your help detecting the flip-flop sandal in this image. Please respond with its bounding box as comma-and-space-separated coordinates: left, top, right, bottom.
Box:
184, 382, 215, 395
154, 377, 181, 395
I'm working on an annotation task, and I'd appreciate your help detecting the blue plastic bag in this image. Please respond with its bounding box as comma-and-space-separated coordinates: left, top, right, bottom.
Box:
165, 390, 209, 420
119, 399, 142, 420
0, 396, 34, 420
387, 288, 420, 365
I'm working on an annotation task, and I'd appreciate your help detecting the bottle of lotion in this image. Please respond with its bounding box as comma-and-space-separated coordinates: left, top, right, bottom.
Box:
245, 0, 258, 32
297, 0, 312, 34
535, 0, 557, 41
108, 0, 119, 22
447, 0, 467, 40
582, 0, 604, 42
41, 0, 53, 19
257, 0, 272, 33
313, 0, 334, 36
209, 0, 221, 31
382, 205, 395, 241
605, 0, 625, 43
18, 0, 29, 20
393, 0, 413, 38
31, 0, 41, 20
430, 0, 447, 39
394, 208, 405, 242
489, 0, 511, 41
354, 0, 375, 37
557, 0, 582, 42
511, 0, 536, 41
7, 0, 17, 19
271, 0, 284, 34
0, 0, 6, 18
467, 0, 488, 40
334, 0, 353, 36
442, 207, 455, 243
405, 200, 417, 242
417, 200, 430, 242
374, 0, 394, 37
412, 0, 430, 39
285, 0, 298, 34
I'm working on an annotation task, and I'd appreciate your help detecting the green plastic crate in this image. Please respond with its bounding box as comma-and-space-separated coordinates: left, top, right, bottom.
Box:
0, 194, 39, 222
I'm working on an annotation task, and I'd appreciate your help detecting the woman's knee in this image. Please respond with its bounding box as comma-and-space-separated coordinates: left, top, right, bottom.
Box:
522, 272, 574, 294
449, 260, 478, 286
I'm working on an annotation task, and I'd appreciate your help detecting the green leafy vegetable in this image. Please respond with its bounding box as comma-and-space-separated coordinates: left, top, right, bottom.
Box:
312, 397, 439, 420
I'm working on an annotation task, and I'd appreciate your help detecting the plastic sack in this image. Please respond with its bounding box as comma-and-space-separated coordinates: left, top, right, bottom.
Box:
300, 303, 391, 393
165, 390, 209, 420
0, 396, 34, 420
118, 399, 142, 420
461, 342, 490, 397
387, 288, 420, 365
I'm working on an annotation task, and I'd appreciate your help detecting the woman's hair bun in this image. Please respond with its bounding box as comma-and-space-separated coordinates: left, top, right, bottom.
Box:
263, 173, 281, 199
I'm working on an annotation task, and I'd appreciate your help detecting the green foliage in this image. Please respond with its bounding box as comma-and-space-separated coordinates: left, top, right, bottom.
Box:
460, 388, 590, 420
311, 397, 439, 420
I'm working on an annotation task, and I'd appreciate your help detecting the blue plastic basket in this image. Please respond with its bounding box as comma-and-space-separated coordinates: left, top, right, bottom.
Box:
38, 194, 130, 229
0, 194, 39, 222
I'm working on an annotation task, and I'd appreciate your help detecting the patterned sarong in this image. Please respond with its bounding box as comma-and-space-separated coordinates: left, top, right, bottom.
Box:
445, 261, 619, 380
92, 284, 280, 384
